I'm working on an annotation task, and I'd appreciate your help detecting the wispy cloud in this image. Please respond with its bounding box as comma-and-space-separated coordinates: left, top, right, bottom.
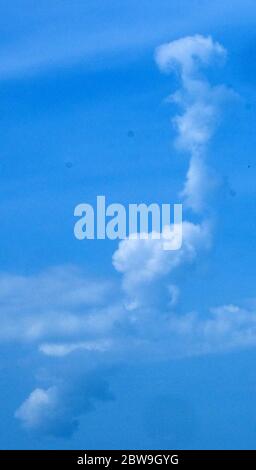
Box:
1, 0, 254, 80
0, 261, 254, 365
3, 259, 255, 437
39, 340, 111, 357
0, 266, 120, 343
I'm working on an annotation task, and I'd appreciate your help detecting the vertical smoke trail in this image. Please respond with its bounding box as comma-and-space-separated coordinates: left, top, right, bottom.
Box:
155, 34, 232, 213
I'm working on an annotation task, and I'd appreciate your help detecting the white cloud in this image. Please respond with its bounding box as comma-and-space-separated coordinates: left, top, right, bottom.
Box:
2, 30, 253, 439
172, 94, 218, 152
155, 34, 225, 77
15, 387, 57, 430
113, 221, 210, 309
155, 35, 234, 213
15, 372, 114, 437
1, 259, 254, 367
166, 304, 256, 356
181, 155, 215, 213
39, 340, 110, 357
0, 266, 119, 343
14, 284, 256, 438
0, 265, 111, 311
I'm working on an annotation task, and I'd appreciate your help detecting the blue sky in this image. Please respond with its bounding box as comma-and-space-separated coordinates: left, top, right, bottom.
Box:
1, 0, 256, 449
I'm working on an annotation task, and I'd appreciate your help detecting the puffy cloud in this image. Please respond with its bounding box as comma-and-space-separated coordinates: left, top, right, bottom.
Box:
155, 35, 233, 213
15, 373, 114, 437
155, 34, 225, 77
15, 387, 58, 431
172, 93, 219, 153
113, 221, 210, 309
